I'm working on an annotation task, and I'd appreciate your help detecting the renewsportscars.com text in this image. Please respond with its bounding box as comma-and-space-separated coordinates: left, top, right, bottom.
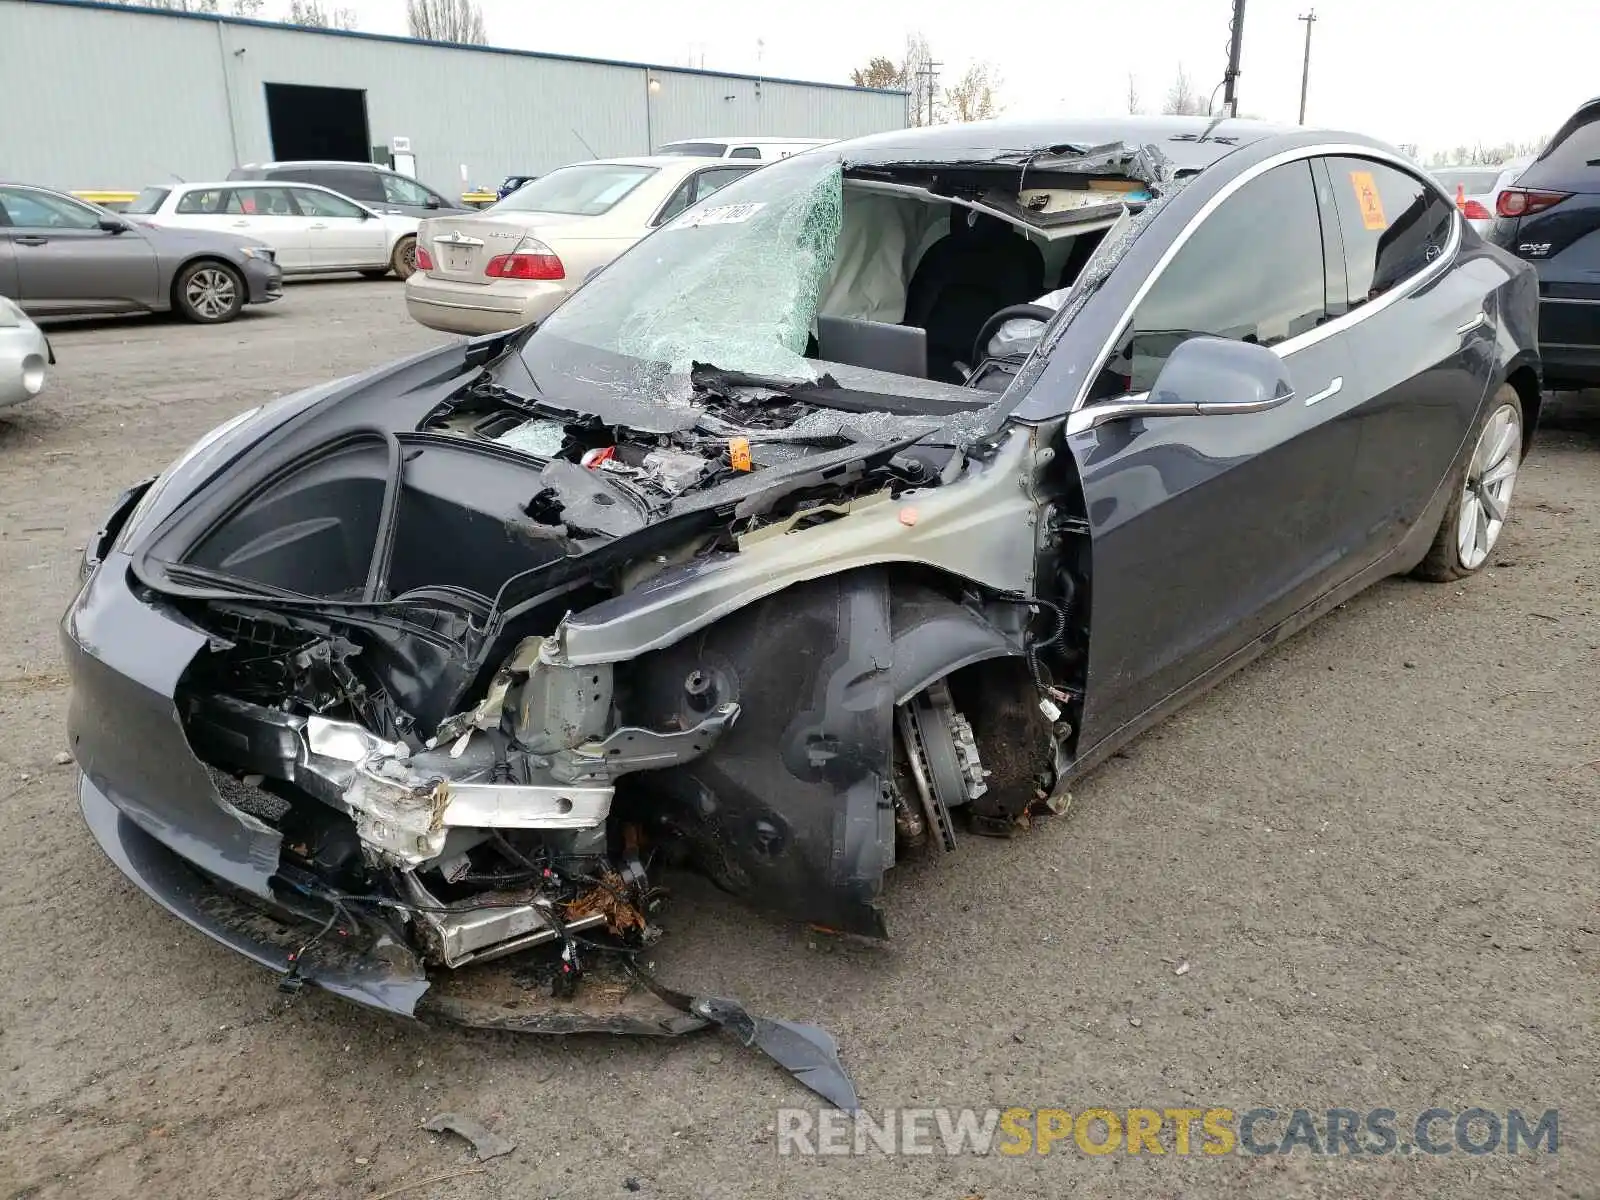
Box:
775, 1106, 1559, 1157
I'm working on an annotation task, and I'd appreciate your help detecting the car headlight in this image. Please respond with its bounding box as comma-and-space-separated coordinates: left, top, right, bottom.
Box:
115, 406, 263, 552
239, 246, 275, 262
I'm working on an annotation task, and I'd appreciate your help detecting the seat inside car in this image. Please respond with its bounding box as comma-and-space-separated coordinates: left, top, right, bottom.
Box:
904, 211, 1044, 382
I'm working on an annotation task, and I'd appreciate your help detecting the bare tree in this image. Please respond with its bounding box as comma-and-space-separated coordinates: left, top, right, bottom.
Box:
406, 0, 487, 45
1161, 64, 1208, 116
287, 0, 356, 28
901, 32, 937, 126
1126, 72, 1141, 115
944, 62, 1001, 123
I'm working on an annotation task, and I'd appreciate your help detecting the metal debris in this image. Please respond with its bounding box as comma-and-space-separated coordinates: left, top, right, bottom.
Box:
421, 1113, 517, 1161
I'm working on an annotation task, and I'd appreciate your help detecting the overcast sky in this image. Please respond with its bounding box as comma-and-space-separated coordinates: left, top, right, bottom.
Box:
305, 0, 1593, 157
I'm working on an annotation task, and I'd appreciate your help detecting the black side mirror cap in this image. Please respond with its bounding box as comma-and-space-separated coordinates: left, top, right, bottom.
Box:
98, 217, 129, 233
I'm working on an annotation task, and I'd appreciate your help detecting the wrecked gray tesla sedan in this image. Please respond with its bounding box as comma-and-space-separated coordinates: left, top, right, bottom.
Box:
64, 116, 1539, 1104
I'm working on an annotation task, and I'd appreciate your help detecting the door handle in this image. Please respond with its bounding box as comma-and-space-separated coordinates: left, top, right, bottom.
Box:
308, 223, 328, 230
1303, 376, 1344, 407
14, 235, 48, 246
1455, 311, 1489, 335
231, 220, 251, 227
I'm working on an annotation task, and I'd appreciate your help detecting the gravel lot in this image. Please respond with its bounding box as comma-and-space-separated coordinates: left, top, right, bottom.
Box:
1, 281, 1595, 1200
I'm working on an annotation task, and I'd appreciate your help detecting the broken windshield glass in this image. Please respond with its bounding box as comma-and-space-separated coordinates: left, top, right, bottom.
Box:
531, 156, 845, 394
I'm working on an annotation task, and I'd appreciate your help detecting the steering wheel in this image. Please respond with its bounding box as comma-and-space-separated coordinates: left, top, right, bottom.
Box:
970, 304, 1061, 367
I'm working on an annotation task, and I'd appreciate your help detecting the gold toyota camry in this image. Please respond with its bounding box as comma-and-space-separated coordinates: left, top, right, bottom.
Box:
405, 156, 758, 334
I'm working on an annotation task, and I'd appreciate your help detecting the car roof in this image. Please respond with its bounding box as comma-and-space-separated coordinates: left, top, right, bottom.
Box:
547, 156, 752, 171
241, 160, 395, 171
831, 115, 1300, 173
662, 136, 828, 145
169, 180, 349, 191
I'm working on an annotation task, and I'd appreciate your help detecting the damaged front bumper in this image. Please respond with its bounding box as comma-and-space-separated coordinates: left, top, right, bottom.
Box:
64, 554, 862, 1106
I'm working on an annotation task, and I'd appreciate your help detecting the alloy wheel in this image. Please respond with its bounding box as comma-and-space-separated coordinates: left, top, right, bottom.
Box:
186, 268, 237, 320
1456, 403, 1521, 570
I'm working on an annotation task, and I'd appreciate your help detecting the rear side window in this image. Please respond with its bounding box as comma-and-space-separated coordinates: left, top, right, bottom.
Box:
125, 187, 170, 214
1521, 101, 1600, 188
1109, 160, 1328, 395
175, 188, 229, 214
1322, 157, 1455, 308
729, 146, 762, 160
490, 164, 658, 216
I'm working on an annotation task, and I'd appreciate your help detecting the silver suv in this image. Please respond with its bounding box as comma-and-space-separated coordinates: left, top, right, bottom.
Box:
227, 161, 467, 219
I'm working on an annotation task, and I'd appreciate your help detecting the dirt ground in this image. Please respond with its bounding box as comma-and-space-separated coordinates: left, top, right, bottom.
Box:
0, 281, 1595, 1200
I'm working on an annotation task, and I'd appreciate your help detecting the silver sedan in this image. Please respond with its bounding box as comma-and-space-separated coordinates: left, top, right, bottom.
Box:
0, 295, 49, 410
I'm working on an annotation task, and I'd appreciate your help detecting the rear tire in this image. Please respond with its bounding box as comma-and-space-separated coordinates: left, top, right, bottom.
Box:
173, 260, 245, 324
390, 236, 418, 280
1413, 383, 1524, 581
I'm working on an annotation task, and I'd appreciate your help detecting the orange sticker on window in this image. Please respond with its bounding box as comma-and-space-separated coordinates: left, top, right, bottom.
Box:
728, 437, 752, 471
1349, 170, 1388, 231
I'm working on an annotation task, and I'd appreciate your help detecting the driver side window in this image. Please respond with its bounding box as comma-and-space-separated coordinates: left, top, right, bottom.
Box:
0, 187, 103, 231
1094, 160, 1328, 399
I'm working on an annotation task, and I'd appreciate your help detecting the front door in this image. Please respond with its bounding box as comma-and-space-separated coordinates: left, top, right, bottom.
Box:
0, 187, 158, 313
285, 187, 386, 270
1063, 158, 1363, 754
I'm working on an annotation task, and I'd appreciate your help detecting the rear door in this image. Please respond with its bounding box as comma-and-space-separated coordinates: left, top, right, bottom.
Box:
1316, 156, 1494, 558
1488, 100, 1600, 382
226, 186, 314, 270
284, 187, 386, 270
0, 186, 158, 313
1063, 158, 1359, 750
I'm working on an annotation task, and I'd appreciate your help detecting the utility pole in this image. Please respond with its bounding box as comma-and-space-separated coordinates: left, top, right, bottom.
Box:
916, 59, 942, 126
1297, 9, 1317, 124
1221, 0, 1246, 117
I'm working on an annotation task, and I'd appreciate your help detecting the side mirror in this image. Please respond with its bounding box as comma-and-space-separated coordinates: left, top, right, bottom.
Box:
97, 217, 128, 234
425, 196, 442, 210
1071, 335, 1294, 432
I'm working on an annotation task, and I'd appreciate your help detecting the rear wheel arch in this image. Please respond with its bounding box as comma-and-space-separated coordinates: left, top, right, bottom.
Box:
1504, 362, 1541, 455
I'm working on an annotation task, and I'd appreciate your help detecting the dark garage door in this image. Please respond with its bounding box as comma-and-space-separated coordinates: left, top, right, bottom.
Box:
265, 83, 371, 163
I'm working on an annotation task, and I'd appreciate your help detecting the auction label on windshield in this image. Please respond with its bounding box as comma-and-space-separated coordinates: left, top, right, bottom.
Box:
675, 202, 766, 229
1348, 170, 1388, 231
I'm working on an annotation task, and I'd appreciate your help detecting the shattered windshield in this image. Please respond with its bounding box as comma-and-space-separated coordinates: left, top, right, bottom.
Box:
526, 155, 845, 395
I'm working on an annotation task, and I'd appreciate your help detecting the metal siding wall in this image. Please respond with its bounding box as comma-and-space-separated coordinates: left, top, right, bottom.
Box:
0, 0, 908, 193
222, 22, 650, 191
647, 71, 907, 149
1, 1, 235, 189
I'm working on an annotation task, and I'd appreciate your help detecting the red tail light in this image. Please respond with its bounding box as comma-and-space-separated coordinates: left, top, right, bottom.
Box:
414, 245, 435, 271
1496, 188, 1570, 218
1462, 199, 1491, 220
485, 251, 565, 280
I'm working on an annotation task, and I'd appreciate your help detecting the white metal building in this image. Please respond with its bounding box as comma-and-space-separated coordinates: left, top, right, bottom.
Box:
0, 0, 908, 195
